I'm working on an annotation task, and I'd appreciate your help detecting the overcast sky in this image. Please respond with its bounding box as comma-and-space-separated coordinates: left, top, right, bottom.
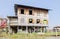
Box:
0, 0, 60, 28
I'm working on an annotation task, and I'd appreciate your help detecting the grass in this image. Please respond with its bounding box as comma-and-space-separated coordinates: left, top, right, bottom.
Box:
45, 32, 60, 36
0, 32, 45, 39
0, 32, 60, 39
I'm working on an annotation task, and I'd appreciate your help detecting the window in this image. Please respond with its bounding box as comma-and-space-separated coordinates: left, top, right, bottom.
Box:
29, 18, 33, 23
36, 19, 40, 24
43, 20, 48, 24
21, 9, 24, 14
29, 9, 32, 15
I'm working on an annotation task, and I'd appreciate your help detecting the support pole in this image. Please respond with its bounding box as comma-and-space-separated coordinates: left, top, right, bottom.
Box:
26, 26, 28, 33
7, 18, 10, 34
41, 26, 42, 33
34, 26, 35, 33
44, 27, 45, 33
17, 26, 19, 33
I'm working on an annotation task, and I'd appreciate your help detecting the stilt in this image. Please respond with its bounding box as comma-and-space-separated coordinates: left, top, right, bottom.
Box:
45, 27, 46, 32
43, 27, 44, 33
26, 26, 28, 33
8, 18, 10, 34
8, 26, 10, 34
34, 26, 35, 33
17, 26, 19, 33
44, 27, 45, 33
41, 26, 42, 33
7, 18, 11, 37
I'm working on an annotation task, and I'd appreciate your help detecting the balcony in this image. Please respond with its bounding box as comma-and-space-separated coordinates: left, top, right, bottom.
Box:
18, 15, 48, 20
9, 21, 18, 26
18, 23, 48, 26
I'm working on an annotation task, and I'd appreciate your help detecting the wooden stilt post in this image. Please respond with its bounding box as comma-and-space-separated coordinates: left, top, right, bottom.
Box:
17, 26, 18, 33
34, 26, 35, 33
26, 26, 28, 33
7, 18, 10, 34
41, 26, 42, 33
43, 27, 45, 33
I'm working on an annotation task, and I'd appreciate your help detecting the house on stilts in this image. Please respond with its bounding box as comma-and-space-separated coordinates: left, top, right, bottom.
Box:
7, 4, 49, 34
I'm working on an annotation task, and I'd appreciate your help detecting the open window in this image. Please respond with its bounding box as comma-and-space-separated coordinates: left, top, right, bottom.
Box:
29, 9, 32, 15
29, 18, 33, 23
36, 19, 40, 24
21, 9, 24, 14
43, 20, 48, 24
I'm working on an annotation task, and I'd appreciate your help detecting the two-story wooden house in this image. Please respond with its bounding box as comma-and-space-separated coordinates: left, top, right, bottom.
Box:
7, 4, 49, 33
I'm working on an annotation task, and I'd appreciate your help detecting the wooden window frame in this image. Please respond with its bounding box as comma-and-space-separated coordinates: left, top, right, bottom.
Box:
29, 9, 32, 15
21, 9, 24, 14
36, 19, 40, 24
29, 18, 33, 23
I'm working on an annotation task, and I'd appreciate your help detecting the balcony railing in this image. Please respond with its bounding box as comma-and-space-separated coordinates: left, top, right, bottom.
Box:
9, 21, 18, 26
18, 14, 48, 19
18, 23, 48, 26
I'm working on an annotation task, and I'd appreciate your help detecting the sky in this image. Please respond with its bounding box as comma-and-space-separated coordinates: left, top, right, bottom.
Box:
0, 0, 60, 29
